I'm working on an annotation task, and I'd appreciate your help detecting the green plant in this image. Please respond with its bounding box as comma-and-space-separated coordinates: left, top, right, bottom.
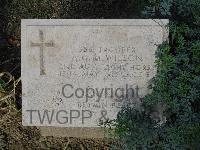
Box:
115, 0, 200, 149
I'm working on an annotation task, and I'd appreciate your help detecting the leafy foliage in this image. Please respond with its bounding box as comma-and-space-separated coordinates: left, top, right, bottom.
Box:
115, 0, 200, 149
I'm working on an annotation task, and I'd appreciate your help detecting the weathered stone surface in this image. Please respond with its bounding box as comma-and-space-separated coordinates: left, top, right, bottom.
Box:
21, 19, 168, 137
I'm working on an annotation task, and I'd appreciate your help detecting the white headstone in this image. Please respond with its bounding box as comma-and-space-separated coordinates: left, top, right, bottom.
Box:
22, 19, 168, 137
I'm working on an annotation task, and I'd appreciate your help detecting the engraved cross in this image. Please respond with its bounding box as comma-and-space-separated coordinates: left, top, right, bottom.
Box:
31, 30, 54, 75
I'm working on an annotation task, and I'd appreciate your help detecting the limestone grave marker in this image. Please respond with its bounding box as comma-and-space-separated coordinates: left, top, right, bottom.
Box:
21, 19, 168, 137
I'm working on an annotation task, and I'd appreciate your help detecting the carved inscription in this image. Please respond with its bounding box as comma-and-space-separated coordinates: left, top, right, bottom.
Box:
58, 45, 155, 80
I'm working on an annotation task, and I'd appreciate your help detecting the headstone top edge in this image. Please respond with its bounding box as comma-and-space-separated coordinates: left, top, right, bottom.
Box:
21, 19, 169, 26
